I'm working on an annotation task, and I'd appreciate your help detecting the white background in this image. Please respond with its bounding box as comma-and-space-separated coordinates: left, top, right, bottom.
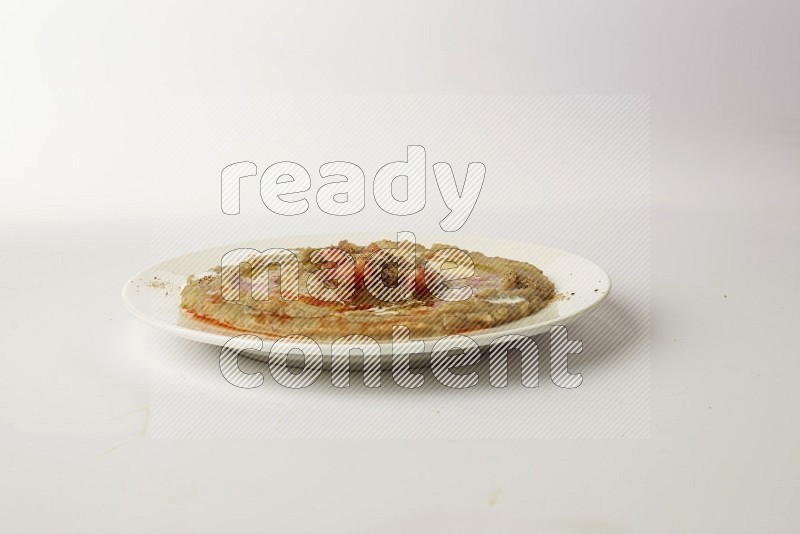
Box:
1, 1, 799, 532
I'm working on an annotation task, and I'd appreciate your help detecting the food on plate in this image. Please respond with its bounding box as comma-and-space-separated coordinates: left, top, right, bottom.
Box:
180, 238, 555, 340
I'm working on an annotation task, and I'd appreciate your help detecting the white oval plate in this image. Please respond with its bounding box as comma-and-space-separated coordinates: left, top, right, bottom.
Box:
122, 233, 610, 367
